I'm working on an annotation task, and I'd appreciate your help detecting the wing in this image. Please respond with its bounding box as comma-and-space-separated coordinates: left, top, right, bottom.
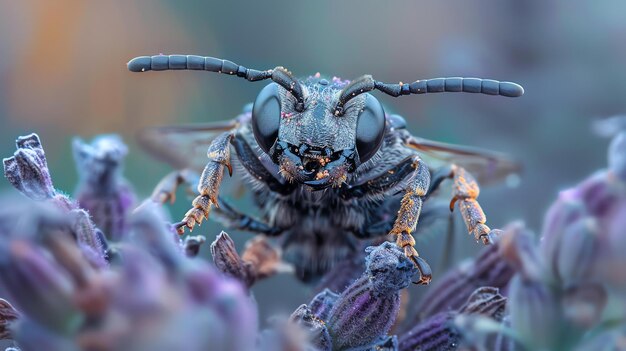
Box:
404, 136, 521, 185
137, 119, 239, 172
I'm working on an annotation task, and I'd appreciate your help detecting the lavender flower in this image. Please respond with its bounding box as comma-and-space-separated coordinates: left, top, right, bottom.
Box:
3, 134, 55, 201
0, 299, 19, 340
323, 242, 416, 350
0, 196, 257, 351
411, 233, 514, 324
308, 289, 340, 321
73, 135, 136, 241
3, 134, 108, 266
260, 241, 414, 351
0, 238, 86, 335
2, 122, 625, 351
399, 287, 506, 351
210, 232, 281, 289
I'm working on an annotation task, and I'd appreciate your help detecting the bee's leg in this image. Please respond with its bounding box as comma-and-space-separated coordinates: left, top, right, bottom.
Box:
176, 132, 233, 234
213, 196, 282, 236
151, 169, 199, 204
449, 165, 501, 245
388, 156, 433, 285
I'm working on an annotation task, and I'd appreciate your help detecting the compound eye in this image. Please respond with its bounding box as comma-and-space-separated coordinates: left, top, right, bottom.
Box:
252, 83, 281, 153
355, 94, 386, 164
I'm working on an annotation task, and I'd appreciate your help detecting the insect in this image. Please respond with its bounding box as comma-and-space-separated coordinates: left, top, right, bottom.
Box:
127, 54, 524, 284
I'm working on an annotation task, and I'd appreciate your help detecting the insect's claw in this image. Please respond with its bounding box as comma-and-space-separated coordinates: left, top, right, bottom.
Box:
449, 195, 459, 212
226, 162, 233, 177
173, 221, 187, 235
410, 256, 432, 285
177, 131, 233, 234
479, 229, 503, 245
394, 231, 432, 285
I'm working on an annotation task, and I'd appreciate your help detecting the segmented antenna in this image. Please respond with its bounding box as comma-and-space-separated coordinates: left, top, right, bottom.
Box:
127, 54, 305, 111
334, 75, 524, 116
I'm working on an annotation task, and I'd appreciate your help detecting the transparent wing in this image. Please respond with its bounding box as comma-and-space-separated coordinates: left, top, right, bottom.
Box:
404, 136, 521, 185
137, 120, 238, 172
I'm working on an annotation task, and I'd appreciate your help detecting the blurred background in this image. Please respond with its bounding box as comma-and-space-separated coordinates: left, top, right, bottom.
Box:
0, 0, 624, 321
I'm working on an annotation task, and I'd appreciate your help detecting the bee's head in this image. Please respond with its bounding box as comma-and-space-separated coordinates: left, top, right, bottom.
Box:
127, 54, 524, 191
251, 75, 386, 190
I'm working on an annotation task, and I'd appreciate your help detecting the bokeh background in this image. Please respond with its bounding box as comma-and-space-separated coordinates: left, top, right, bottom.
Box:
0, 0, 624, 321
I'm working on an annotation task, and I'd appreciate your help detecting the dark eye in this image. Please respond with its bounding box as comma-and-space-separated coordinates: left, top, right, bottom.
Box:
252, 83, 281, 153
355, 94, 385, 163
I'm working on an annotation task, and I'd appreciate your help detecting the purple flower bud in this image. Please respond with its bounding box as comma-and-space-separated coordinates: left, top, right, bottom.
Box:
508, 275, 563, 350
3, 134, 55, 201
128, 204, 184, 271
325, 242, 416, 350
398, 311, 460, 351
73, 135, 135, 241
309, 288, 340, 321
413, 235, 514, 322
555, 217, 599, 288
499, 222, 544, 282
0, 240, 83, 334
540, 194, 587, 281
0, 299, 19, 340
206, 275, 259, 351
400, 287, 506, 351
287, 304, 332, 351
539, 162, 626, 294
210, 232, 282, 290
458, 287, 507, 319
69, 209, 108, 268
211, 232, 255, 288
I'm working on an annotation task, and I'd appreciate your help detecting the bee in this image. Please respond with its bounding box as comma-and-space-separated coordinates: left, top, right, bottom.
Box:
128, 54, 523, 284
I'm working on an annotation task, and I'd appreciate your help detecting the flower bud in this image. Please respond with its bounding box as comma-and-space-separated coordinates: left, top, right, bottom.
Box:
0, 240, 83, 334
402, 287, 506, 351
499, 222, 543, 282
413, 235, 513, 322
398, 312, 461, 351
325, 242, 415, 350
69, 209, 108, 268
0, 299, 19, 340
3, 134, 55, 201
555, 217, 599, 288
508, 275, 562, 350
128, 204, 183, 271
287, 304, 332, 351
309, 288, 340, 321
458, 287, 507, 320
210, 232, 255, 288
73, 135, 135, 241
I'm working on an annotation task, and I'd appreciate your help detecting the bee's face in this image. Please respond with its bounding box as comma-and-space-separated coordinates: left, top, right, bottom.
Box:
251, 76, 386, 190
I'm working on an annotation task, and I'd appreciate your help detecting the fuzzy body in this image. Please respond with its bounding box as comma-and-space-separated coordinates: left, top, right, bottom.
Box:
225, 77, 426, 280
